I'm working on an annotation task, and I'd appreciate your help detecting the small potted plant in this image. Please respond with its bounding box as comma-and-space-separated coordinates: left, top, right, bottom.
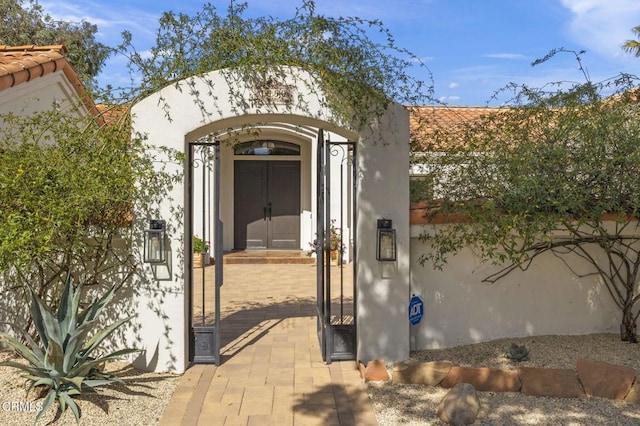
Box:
309, 220, 345, 265
329, 220, 345, 264
193, 235, 210, 268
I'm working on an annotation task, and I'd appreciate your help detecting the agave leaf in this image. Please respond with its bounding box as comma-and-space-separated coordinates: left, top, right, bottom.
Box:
101, 348, 142, 360
62, 320, 97, 373
57, 275, 72, 328
58, 392, 67, 414
0, 361, 49, 378
34, 389, 56, 425
0, 322, 45, 363
82, 378, 117, 388
77, 283, 118, 325
69, 278, 82, 330
23, 373, 52, 384
69, 394, 82, 420
44, 338, 65, 374
80, 316, 134, 360
28, 286, 48, 349
25, 377, 53, 401
58, 390, 82, 420
66, 388, 81, 396
39, 308, 63, 349
0, 361, 48, 377
29, 287, 63, 348
0, 332, 44, 368
57, 275, 81, 340
31, 377, 55, 388
70, 348, 140, 378
87, 369, 125, 385
19, 329, 45, 363
61, 376, 84, 393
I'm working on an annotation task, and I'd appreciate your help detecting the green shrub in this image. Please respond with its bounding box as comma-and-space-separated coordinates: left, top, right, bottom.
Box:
0, 275, 139, 424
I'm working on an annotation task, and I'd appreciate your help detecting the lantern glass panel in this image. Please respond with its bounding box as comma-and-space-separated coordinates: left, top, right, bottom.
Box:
376, 229, 396, 261
144, 229, 165, 263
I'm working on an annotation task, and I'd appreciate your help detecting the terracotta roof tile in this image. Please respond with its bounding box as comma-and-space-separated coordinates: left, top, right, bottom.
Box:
0, 45, 100, 120
410, 105, 495, 126
0, 45, 71, 90
409, 105, 503, 151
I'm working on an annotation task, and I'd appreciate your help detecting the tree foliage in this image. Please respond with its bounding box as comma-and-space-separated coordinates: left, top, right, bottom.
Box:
623, 25, 640, 58
416, 64, 640, 341
110, 0, 433, 130
0, 107, 179, 321
0, 0, 111, 88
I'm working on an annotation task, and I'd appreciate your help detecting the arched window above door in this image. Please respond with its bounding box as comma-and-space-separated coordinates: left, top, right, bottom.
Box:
233, 140, 300, 156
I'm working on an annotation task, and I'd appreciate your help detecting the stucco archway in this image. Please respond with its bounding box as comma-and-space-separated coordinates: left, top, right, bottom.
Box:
129, 68, 410, 372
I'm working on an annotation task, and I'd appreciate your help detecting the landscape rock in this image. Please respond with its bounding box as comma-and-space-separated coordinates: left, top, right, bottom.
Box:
519, 367, 586, 398
392, 361, 452, 385
358, 361, 366, 379
624, 379, 640, 404
362, 359, 390, 382
576, 359, 637, 400
436, 383, 480, 426
440, 366, 521, 392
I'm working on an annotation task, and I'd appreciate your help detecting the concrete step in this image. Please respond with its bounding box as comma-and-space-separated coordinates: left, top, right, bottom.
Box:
222, 250, 316, 265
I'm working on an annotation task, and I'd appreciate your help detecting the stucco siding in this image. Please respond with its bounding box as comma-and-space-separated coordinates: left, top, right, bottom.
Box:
409, 228, 620, 350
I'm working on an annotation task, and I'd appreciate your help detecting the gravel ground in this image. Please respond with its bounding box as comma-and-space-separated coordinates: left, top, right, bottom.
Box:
368, 333, 640, 425
0, 351, 179, 425
3, 333, 640, 425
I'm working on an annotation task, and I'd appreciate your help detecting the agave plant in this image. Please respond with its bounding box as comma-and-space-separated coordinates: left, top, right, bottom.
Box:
0, 275, 139, 424
505, 342, 530, 362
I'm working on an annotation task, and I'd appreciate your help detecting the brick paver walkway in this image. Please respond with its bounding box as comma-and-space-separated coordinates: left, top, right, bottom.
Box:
160, 263, 377, 425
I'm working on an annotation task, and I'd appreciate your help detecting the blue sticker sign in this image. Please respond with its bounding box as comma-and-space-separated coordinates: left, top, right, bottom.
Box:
408, 295, 424, 326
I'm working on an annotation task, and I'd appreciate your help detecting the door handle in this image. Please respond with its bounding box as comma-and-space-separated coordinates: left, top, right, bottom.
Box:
267, 202, 272, 220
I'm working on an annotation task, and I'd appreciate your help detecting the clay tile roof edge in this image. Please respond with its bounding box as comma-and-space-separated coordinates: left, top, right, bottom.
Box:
0, 45, 101, 123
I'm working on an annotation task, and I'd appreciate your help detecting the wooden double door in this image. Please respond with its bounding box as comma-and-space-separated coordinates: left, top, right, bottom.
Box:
234, 160, 301, 249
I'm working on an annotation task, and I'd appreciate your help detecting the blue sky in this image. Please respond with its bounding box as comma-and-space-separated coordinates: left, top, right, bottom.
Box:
40, 0, 640, 106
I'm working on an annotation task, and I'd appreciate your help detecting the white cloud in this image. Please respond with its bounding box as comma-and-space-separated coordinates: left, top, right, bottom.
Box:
560, 0, 640, 59
482, 53, 526, 60
438, 95, 461, 103
448, 82, 459, 89
40, 1, 161, 44
411, 56, 434, 64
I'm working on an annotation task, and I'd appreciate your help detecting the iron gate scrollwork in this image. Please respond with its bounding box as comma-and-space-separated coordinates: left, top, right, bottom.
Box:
189, 140, 223, 365
316, 129, 357, 363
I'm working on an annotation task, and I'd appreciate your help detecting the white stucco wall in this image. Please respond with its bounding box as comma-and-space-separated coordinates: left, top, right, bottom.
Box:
130, 67, 409, 372
409, 226, 621, 350
0, 70, 88, 117
356, 104, 411, 364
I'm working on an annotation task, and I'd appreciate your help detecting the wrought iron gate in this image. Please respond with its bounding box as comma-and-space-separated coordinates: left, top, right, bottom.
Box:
189, 140, 223, 365
316, 129, 357, 363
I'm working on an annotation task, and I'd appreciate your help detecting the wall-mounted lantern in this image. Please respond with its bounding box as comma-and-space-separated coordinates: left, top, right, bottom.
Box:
144, 219, 166, 263
376, 218, 397, 261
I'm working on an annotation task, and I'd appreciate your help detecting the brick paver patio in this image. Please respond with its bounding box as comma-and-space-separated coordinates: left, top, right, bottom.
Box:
160, 261, 377, 425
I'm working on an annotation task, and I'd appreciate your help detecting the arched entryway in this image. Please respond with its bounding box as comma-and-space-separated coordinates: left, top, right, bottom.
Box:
187, 122, 357, 365
130, 67, 411, 373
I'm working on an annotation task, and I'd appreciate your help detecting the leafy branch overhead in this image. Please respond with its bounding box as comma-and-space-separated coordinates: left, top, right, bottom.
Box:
416, 69, 640, 342
111, 0, 434, 130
